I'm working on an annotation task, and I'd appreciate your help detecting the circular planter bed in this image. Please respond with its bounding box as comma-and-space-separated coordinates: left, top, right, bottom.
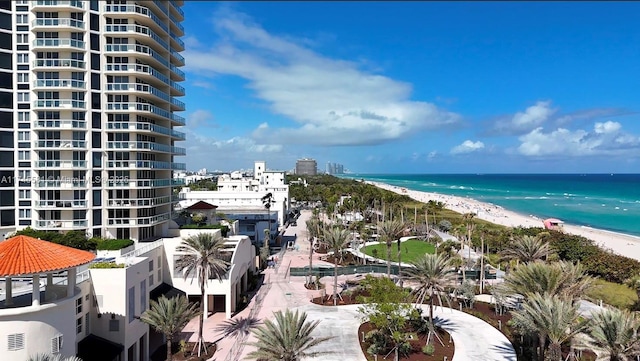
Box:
358, 322, 454, 360
150, 342, 216, 361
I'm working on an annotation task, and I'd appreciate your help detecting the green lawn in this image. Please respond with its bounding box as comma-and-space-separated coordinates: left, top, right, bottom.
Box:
585, 278, 638, 309
361, 239, 436, 264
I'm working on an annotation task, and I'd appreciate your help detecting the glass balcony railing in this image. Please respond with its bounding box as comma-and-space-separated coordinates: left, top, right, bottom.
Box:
107, 196, 172, 207
168, 13, 184, 34
170, 63, 185, 79
34, 120, 86, 129
107, 213, 170, 226
170, 33, 184, 50
104, 4, 169, 34
106, 102, 185, 125
105, 178, 185, 188
34, 100, 86, 109
170, 50, 184, 64
34, 58, 86, 69
106, 122, 185, 140
35, 140, 86, 148
169, 1, 184, 18
105, 44, 168, 68
34, 38, 86, 49
34, 1, 83, 9
34, 79, 86, 89
35, 200, 87, 208
106, 141, 185, 154
105, 24, 168, 50
106, 160, 171, 169
34, 160, 87, 168
32, 18, 85, 29
106, 83, 171, 103
35, 220, 88, 229
37, 179, 87, 188
105, 63, 169, 87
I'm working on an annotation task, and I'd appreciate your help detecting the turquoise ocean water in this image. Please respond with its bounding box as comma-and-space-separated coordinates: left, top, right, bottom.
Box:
343, 174, 640, 237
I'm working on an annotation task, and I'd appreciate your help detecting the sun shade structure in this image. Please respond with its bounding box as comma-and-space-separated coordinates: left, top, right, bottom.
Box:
0, 235, 95, 277
543, 218, 564, 231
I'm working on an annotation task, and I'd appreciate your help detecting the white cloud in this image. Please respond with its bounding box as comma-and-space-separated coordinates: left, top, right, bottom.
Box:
187, 110, 216, 128
451, 140, 485, 155
491, 101, 556, 135
517, 121, 640, 157
183, 9, 461, 146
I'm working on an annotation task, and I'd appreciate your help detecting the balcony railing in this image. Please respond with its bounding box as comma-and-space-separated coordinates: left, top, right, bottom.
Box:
105, 63, 169, 88
104, 4, 168, 34
34, 79, 86, 90
107, 196, 172, 207
170, 63, 185, 79
170, 33, 184, 50
106, 178, 184, 188
37, 180, 87, 188
34, 160, 87, 168
107, 213, 170, 226
105, 44, 168, 67
106, 102, 185, 125
34, 120, 86, 129
34, 100, 86, 109
106, 122, 185, 139
168, 13, 184, 34
32, 18, 85, 29
34, 58, 86, 70
35, 200, 87, 208
106, 160, 171, 169
34, 0, 83, 9
106, 83, 171, 103
33, 38, 86, 49
170, 49, 184, 65
35, 140, 86, 149
106, 141, 185, 154
35, 220, 88, 229
169, 0, 185, 19
104, 24, 168, 50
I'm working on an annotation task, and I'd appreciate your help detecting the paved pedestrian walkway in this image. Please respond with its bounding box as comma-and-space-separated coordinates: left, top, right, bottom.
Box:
205, 210, 516, 361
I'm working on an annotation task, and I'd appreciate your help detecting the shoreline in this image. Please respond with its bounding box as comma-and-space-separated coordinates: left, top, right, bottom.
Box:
368, 181, 640, 262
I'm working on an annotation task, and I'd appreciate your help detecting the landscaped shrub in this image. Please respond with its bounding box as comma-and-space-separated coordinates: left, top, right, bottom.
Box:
14, 228, 97, 251
583, 250, 640, 284
422, 344, 435, 355
96, 238, 134, 251
179, 224, 229, 237
90, 262, 125, 269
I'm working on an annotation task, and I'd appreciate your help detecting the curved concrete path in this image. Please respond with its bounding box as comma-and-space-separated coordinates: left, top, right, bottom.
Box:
288, 303, 516, 361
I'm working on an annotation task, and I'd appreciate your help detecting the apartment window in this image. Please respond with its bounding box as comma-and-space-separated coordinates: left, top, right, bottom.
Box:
18, 112, 29, 122
17, 54, 28, 64
51, 335, 63, 354
17, 131, 29, 141
16, 14, 28, 24
18, 170, 29, 179
17, 92, 29, 102
0, 73, 10, 89
149, 274, 154, 287
76, 297, 82, 314
7, 333, 25, 351
128, 286, 135, 323
18, 190, 30, 199
76, 317, 82, 334
149, 260, 154, 272
157, 269, 161, 282
140, 280, 147, 312
19, 209, 31, 219
0, 13, 10, 31
109, 319, 119, 332
18, 151, 30, 160
85, 313, 90, 336
17, 73, 28, 83
16, 34, 28, 44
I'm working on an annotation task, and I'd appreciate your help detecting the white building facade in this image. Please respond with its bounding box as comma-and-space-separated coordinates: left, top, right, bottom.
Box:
0, 0, 186, 242
178, 161, 291, 244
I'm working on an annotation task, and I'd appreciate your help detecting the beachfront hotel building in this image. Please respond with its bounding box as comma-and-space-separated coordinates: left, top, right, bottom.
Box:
177, 161, 291, 245
295, 158, 317, 175
0, 0, 186, 242
0, 226, 256, 361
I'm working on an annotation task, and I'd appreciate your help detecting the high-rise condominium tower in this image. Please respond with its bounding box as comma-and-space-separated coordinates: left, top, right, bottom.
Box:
0, 0, 186, 242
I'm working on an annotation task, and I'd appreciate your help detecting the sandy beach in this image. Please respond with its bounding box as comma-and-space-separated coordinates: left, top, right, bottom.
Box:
369, 181, 640, 262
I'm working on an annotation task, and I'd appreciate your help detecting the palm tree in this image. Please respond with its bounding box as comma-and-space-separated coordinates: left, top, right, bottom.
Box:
305, 216, 321, 286
261, 192, 275, 245
245, 309, 333, 361
175, 233, 230, 357
140, 295, 200, 361
499, 235, 552, 264
624, 275, 640, 301
579, 308, 640, 361
498, 260, 593, 301
402, 253, 457, 325
379, 219, 406, 277
28, 354, 82, 361
511, 293, 588, 361
321, 226, 351, 306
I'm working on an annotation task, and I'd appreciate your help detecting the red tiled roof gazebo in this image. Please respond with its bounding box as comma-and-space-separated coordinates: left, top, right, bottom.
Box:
0, 235, 95, 307
185, 201, 218, 225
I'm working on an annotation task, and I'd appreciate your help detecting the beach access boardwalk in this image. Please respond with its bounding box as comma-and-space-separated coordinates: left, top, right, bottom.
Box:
205, 209, 516, 361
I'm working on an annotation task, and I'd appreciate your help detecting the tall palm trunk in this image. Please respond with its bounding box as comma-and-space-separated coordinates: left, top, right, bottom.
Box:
166, 337, 173, 361
308, 236, 314, 287
538, 334, 546, 361
197, 277, 206, 356
547, 342, 562, 361
333, 256, 339, 306
386, 242, 392, 277
429, 288, 434, 324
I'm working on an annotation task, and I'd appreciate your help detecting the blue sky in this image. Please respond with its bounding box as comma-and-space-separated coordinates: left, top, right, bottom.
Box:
178, 2, 640, 174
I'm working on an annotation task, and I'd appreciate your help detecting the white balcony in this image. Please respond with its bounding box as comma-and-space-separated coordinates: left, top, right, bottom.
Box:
34, 100, 86, 110
32, 18, 85, 29
34, 79, 86, 90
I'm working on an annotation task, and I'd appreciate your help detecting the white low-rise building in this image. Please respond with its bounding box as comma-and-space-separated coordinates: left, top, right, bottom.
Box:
0, 226, 256, 361
178, 161, 291, 245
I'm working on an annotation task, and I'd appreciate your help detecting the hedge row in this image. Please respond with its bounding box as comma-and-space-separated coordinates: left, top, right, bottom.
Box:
180, 224, 229, 237
14, 228, 97, 251
94, 238, 134, 251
